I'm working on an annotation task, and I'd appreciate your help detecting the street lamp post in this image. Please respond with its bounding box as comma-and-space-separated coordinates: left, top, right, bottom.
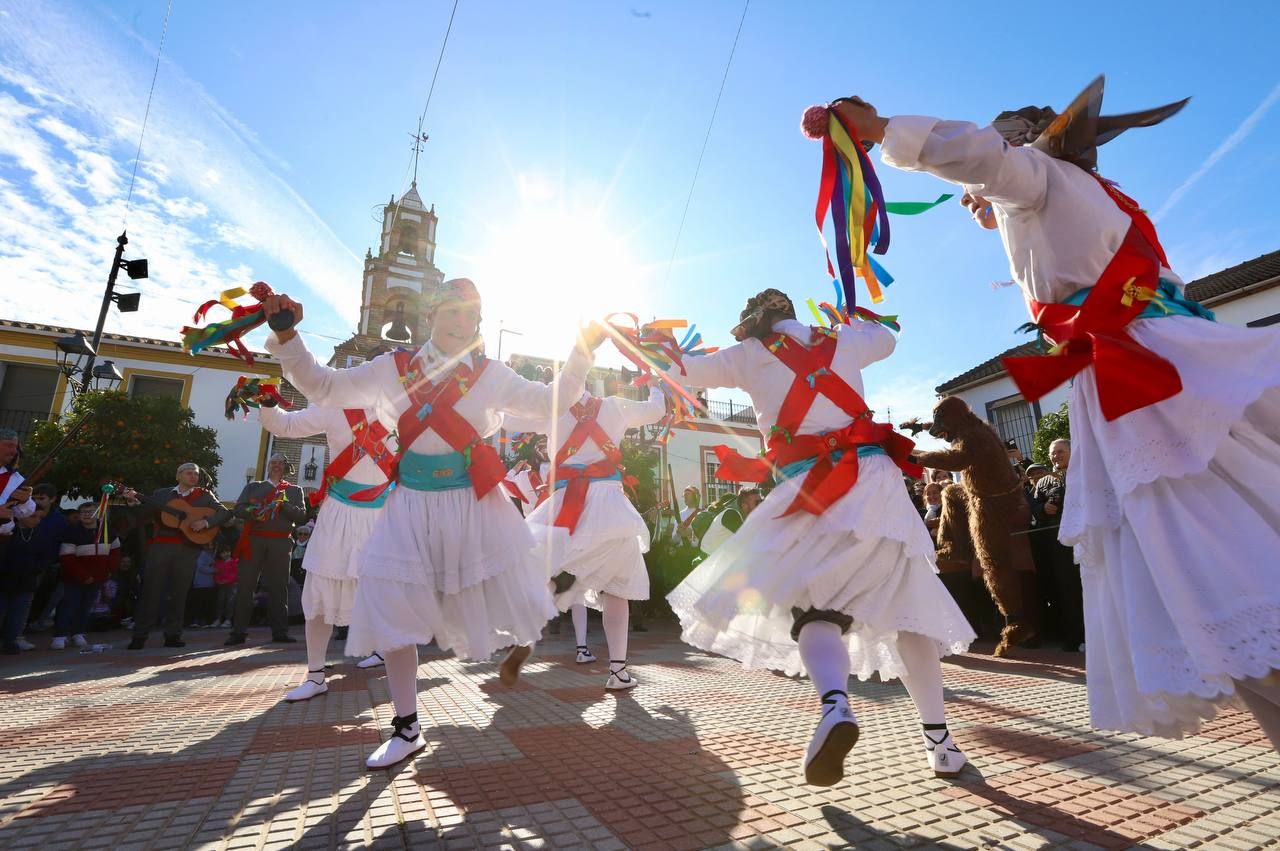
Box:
80, 231, 146, 390
495, 321, 523, 363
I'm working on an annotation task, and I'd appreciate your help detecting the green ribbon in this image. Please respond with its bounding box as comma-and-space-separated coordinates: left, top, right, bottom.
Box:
884, 194, 954, 216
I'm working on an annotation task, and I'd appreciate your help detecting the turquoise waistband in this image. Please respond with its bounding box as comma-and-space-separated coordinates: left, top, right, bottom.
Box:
1064, 278, 1215, 321
399, 450, 472, 492
327, 477, 394, 509
554, 467, 622, 490
777, 444, 886, 483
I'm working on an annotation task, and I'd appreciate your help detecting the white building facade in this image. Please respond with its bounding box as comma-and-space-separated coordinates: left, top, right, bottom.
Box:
0, 319, 282, 501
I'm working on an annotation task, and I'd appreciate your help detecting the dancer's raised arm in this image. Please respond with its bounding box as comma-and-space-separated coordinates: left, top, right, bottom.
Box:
263, 295, 393, 410
496, 321, 605, 421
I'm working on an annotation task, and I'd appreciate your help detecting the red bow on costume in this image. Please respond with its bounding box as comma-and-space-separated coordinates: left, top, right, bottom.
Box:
1001, 179, 1183, 422
549, 396, 631, 535
713, 328, 921, 518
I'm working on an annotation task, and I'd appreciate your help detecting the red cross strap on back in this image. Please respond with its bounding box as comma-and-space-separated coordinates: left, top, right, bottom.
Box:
714, 328, 920, 517
551, 396, 630, 534
310, 409, 397, 506
388, 348, 507, 499
1001, 175, 1182, 421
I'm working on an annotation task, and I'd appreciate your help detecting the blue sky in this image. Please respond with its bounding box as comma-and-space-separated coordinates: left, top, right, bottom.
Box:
2, 0, 1278, 425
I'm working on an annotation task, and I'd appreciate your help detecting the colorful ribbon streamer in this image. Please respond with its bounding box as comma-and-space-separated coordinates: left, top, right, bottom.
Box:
224, 375, 292, 420
811, 107, 952, 306
181, 282, 278, 365
95, 483, 114, 547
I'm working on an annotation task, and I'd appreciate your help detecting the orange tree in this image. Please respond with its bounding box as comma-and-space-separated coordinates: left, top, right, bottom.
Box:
24, 389, 221, 499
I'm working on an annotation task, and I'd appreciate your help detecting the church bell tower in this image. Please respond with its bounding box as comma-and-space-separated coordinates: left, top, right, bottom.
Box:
359, 183, 444, 344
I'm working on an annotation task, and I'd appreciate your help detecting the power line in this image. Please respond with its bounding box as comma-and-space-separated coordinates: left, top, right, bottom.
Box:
377, 0, 462, 294
662, 0, 750, 286
419, 0, 460, 132
123, 0, 174, 225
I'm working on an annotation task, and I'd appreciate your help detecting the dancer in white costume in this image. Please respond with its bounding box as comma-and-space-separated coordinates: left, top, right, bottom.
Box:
504, 444, 598, 664
661, 288, 976, 785
257, 401, 394, 700
840, 77, 1280, 746
505, 386, 666, 689
262, 279, 603, 768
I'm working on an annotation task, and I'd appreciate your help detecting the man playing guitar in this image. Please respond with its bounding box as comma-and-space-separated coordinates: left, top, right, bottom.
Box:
123, 462, 231, 649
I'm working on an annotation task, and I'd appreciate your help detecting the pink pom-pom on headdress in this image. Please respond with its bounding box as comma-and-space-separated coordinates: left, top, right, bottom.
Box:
800, 104, 830, 140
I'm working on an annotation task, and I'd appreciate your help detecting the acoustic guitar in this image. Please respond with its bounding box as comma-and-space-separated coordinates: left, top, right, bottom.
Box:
120, 488, 221, 546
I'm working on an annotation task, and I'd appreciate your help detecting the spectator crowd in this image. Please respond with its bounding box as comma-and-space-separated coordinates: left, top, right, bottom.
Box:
0, 452, 319, 657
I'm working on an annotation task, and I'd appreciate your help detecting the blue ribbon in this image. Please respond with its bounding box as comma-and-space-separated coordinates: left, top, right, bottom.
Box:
327, 477, 395, 509
776, 444, 886, 483
553, 466, 622, 491
398, 450, 471, 492
1063, 279, 1215, 322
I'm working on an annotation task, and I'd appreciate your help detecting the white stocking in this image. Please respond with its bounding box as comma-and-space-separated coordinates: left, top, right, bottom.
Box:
383, 644, 420, 731
601, 594, 629, 670
896, 631, 947, 726
572, 603, 589, 647
304, 617, 332, 679
797, 620, 851, 706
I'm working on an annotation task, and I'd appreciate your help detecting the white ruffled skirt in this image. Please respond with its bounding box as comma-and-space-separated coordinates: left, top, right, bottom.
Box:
667, 454, 975, 679
344, 485, 556, 660
525, 480, 651, 610
1060, 315, 1280, 737
298, 496, 382, 627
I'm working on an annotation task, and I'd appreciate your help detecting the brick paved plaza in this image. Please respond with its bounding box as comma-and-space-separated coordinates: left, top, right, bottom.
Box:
0, 625, 1276, 850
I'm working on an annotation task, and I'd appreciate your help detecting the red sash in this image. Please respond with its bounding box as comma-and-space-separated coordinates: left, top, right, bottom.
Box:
0, 470, 16, 498
385, 349, 507, 500
1001, 177, 1183, 421
310, 410, 396, 506
715, 329, 920, 517
233, 480, 294, 559
551, 397, 629, 534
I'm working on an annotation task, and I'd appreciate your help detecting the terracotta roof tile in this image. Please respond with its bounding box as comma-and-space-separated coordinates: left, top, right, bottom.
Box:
936, 341, 1040, 394
0, 318, 276, 362
1184, 250, 1280, 302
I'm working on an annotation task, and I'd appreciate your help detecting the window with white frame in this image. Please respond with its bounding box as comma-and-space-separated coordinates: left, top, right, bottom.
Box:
987, 395, 1037, 457
701, 447, 739, 504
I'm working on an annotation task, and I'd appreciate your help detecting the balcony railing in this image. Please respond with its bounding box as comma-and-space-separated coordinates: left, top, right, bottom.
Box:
700, 398, 755, 424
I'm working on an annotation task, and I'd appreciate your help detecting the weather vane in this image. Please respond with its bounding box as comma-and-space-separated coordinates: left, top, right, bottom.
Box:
410, 123, 430, 186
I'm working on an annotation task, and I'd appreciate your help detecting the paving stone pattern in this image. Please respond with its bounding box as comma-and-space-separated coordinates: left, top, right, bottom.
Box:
1, 626, 1276, 850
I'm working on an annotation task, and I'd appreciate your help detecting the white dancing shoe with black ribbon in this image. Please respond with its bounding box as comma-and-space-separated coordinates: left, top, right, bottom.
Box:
575, 646, 596, 664
284, 670, 328, 702
366, 713, 426, 770
922, 726, 968, 778
357, 652, 385, 669
605, 661, 637, 691
803, 690, 860, 787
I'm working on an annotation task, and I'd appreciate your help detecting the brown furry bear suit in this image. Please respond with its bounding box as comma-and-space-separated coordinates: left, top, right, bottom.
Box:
904, 396, 1038, 657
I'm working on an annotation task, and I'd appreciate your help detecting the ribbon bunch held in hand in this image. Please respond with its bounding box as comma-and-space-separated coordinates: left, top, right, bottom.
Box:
224, 376, 292, 420
182, 281, 291, 365
801, 104, 951, 306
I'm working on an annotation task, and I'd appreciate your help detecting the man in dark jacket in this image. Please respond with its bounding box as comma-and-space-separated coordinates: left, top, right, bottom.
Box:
1, 508, 58, 653
225, 453, 307, 645
124, 462, 231, 649
1031, 440, 1084, 651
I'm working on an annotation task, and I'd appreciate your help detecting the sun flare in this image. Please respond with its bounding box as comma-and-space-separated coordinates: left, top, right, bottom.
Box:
472, 210, 653, 361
